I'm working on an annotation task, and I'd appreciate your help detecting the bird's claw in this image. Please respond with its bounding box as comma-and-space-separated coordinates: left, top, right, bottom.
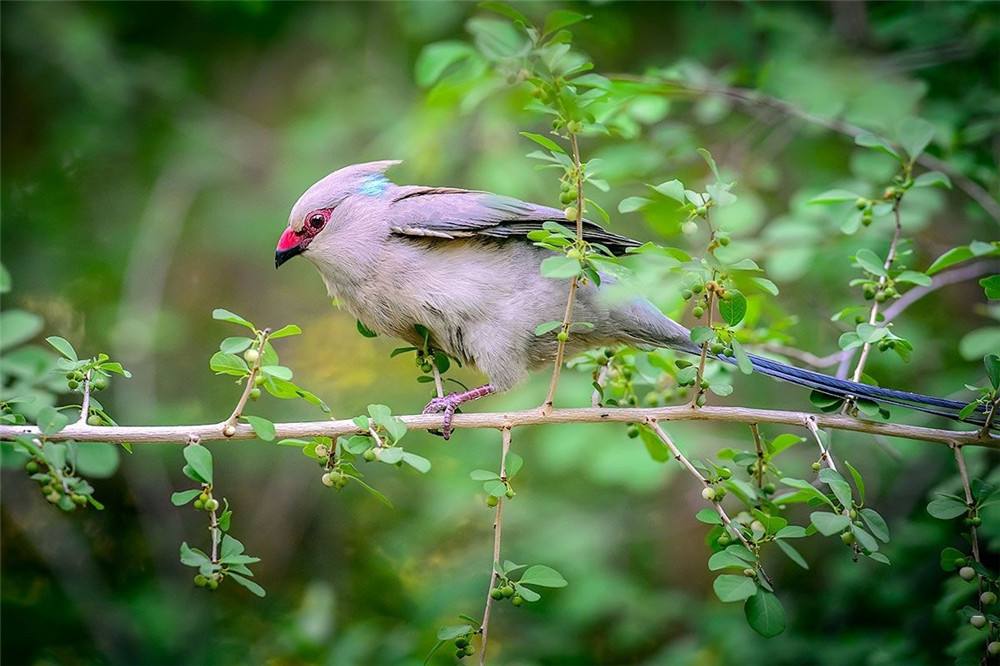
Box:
423, 394, 461, 440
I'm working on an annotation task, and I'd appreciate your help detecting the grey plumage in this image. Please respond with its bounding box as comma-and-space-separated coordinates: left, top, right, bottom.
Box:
279, 160, 986, 428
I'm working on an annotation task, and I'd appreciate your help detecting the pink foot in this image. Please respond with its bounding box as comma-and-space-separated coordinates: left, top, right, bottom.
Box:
422, 384, 495, 440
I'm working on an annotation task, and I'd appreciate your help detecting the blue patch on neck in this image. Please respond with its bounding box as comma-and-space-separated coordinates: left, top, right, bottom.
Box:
358, 175, 390, 196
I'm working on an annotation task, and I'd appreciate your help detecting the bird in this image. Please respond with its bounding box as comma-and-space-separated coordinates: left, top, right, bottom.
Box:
276, 160, 986, 438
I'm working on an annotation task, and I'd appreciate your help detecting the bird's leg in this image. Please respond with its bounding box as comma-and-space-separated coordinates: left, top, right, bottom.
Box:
422, 384, 496, 439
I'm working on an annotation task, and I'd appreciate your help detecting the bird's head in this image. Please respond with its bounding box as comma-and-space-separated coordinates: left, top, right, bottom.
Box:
275, 160, 401, 268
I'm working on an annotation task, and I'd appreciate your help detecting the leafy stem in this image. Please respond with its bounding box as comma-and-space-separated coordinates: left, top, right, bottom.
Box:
479, 427, 512, 665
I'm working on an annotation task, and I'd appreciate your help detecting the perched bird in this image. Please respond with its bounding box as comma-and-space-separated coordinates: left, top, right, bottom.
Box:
276, 160, 982, 437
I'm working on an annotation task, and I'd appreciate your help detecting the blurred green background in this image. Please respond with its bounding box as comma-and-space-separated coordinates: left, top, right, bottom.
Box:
2, 2, 998, 664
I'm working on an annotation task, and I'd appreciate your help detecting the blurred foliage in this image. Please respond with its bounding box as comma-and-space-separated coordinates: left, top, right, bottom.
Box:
1, 2, 998, 665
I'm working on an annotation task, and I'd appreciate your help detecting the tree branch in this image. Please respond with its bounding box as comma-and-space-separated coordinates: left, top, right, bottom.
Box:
4, 405, 995, 448
479, 427, 511, 666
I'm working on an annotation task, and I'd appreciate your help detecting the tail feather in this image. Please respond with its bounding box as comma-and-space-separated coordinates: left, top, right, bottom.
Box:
716, 352, 988, 428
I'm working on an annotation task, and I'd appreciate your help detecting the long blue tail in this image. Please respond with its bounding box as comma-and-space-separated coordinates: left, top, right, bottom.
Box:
724, 352, 989, 428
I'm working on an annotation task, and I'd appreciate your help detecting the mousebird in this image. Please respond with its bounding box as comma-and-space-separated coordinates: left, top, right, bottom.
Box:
276, 160, 985, 438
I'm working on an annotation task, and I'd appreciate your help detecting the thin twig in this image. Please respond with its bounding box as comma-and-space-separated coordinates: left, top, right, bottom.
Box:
432, 364, 445, 399
646, 419, 772, 586
750, 424, 765, 488
952, 444, 981, 564
805, 416, 839, 472
479, 427, 511, 666
75, 371, 93, 426
4, 404, 996, 448
224, 330, 269, 431
849, 202, 904, 385
542, 131, 586, 414
592, 364, 609, 407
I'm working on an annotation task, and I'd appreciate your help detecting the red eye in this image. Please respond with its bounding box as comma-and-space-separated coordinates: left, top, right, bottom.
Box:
308, 214, 325, 229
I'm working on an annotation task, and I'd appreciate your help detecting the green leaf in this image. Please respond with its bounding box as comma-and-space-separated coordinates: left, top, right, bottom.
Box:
42, 441, 67, 470
750, 277, 779, 296
898, 117, 935, 160
912, 170, 951, 189
213, 308, 255, 330
926, 245, 974, 275
401, 451, 431, 473
713, 574, 757, 603
775, 539, 809, 569
470, 469, 500, 481
512, 583, 540, 602
415, 41, 474, 87
261, 365, 293, 380
74, 442, 120, 477
519, 131, 565, 154
244, 415, 275, 442
860, 508, 890, 543
696, 148, 721, 180
818, 468, 853, 508
940, 546, 966, 571
45, 336, 78, 361
855, 249, 887, 276
851, 524, 879, 552
98, 362, 132, 378
708, 550, 750, 571
543, 9, 589, 36
982, 275, 1000, 300
540, 255, 581, 279
37, 406, 68, 436
926, 496, 968, 520
171, 489, 201, 506
506, 453, 523, 477
268, 324, 302, 339
810, 511, 851, 536
690, 326, 715, 345
844, 460, 866, 504
695, 508, 723, 524
618, 196, 651, 213
744, 591, 786, 637
209, 352, 249, 376
985, 353, 1000, 389
183, 444, 213, 485
436, 624, 473, 641
519, 564, 567, 588
179, 542, 211, 568
730, 339, 753, 375
718, 290, 747, 327
219, 337, 253, 354
377, 447, 404, 464
0, 311, 43, 350
855, 131, 900, 159
356, 320, 378, 338
651, 179, 686, 203
895, 270, 931, 286
534, 320, 563, 336
809, 189, 860, 205
768, 434, 802, 456
228, 571, 266, 597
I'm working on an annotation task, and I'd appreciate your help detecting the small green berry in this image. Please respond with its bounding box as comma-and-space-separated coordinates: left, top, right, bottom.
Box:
249, 388, 261, 400
463, 645, 474, 656
68, 379, 79, 390
501, 585, 515, 598
511, 595, 523, 607
841, 531, 855, 545
763, 483, 776, 495
455, 637, 469, 649
563, 206, 578, 221
695, 393, 707, 407
314, 444, 330, 458
717, 534, 732, 546
87, 415, 102, 426
959, 566, 976, 581
204, 498, 219, 512
25, 460, 39, 474
321, 473, 336, 487
681, 221, 698, 235
486, 495, 499, 508
207, 578, 219, 590
557, 331, 569, 342
970, 614, 987, 629
750, 520, 766, 534
490, 587, 503, 600
91, 374, 108, 391
980, 591, 997, 605
681, 289, 693, 300
243, 349, 260, 365
718, 236, 731, 246
988, 641, 1000, 656
811, 462, 822, 471
626, 425, 639, 439
855, 198, 867, 210
194, 575, 208, 587
199, 492, 210, 502
743, 568, 757, 578
719, 467, 732, 480
692, 306, 705, 318
702, 487, 717, 501
363, 448, 376, 462
223, 424, 237, 437
505, 488, 515, 499
254, 374, 265, 387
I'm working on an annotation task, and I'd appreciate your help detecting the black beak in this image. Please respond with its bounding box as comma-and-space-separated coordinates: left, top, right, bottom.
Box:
274, 245, 303, 268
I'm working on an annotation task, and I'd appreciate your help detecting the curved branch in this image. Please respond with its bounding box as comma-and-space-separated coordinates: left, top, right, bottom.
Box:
2, 405, 995, 448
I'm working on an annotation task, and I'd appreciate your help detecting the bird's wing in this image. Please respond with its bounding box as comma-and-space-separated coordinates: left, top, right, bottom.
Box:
387, 187, 641, 256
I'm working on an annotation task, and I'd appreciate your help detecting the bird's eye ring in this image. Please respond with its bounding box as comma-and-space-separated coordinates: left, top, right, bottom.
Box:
309, 214, 325, 229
